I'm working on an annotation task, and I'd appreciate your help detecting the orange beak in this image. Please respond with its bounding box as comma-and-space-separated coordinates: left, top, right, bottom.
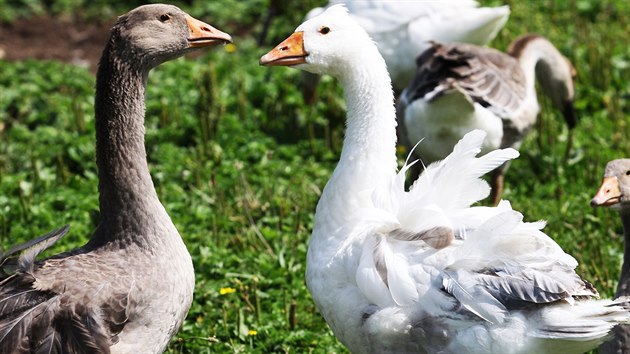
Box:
259, 31, 307, 66
186, 15, 232, 48
591, 176, 622, 207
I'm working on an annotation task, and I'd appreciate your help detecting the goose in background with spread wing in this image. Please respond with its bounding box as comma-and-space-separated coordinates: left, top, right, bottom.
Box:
261, 5, 626, 353
398, 35, 577, 204
0, 4, 231, 353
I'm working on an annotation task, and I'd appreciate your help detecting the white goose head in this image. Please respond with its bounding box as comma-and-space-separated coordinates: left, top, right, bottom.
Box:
259, 5, 381, 79
592, 159, 630, 211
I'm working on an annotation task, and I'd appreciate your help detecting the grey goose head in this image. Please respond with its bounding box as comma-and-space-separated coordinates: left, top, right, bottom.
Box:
106, 4, 232, 70
591, 159, 630, 211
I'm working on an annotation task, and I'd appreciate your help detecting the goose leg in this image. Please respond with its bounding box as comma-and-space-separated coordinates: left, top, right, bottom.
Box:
489, 169, 504, 206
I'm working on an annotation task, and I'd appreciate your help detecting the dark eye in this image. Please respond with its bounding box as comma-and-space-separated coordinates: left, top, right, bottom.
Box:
160, 13, 171, 22
626, 170, 630, 176
319, 26, 331, 35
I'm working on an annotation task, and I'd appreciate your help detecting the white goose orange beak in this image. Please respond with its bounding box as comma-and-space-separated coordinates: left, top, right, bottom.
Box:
591, 176, 622, 207
260, 32, 307, 66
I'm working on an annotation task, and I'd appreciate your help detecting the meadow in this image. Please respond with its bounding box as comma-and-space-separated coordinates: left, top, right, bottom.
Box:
0, 0, 629, 352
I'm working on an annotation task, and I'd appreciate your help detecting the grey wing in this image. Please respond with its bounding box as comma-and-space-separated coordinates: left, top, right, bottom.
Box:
441, 43, 527, 118
406, 42, 527, 119
0, 272, 114, 353
441, 262, 598, 322
475, 263, 597, 306
0, 227, 130, 353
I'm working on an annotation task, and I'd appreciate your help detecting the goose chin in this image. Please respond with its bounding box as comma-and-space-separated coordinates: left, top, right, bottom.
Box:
260, 55, 307, 67
188, 38, 231, 48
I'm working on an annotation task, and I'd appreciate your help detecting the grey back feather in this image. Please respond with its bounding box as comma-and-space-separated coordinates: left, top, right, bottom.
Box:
0, 276, 114, 353
373, 227, 455, 288
388, 227, 454, 249
441, 262, 598, 323
0, 226, 116, 353
0, 225, 70, 275
406, 41, 527, 119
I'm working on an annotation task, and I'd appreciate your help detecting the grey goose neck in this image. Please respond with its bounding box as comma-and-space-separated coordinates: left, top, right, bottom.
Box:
92, 29, 167, 247
618, 209, 630, 296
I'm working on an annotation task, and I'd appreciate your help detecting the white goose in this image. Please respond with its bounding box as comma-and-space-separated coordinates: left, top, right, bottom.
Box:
301, 0, 510, 101
261, 6, 628, 353
397, 36, 577, 204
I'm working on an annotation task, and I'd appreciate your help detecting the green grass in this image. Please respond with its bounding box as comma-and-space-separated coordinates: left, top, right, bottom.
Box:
1, 0, 629, 353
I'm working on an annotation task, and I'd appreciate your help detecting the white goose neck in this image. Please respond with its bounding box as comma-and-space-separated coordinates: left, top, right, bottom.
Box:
317, 53, 398, 225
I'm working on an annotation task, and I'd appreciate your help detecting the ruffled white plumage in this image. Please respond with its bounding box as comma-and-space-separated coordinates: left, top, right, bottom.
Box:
321, 130, 626, 353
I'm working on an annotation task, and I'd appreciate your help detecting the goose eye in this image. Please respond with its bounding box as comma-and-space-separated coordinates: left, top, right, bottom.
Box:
160, 13, 171, 22
626, 170, 630, 176
319, 26, 331, 35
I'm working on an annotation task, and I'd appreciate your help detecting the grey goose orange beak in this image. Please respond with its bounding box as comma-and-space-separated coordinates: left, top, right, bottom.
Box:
260, 32, 307, 66
591, 176, 622, 207
186, 15, 232, 48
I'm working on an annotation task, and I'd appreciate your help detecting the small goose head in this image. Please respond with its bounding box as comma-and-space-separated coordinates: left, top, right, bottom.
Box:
111, 4, 232, 69
259, 5, 377, 78
591, 159, 630, 211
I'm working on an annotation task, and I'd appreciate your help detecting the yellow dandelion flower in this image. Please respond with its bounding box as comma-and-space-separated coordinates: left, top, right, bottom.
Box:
225, 43, 237, 53
220, 287, 236, 295
248, 330, 258, 336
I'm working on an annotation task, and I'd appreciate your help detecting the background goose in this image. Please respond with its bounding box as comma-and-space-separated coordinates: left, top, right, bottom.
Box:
398, 35, 577, 204
261, 6, 627, 353
0, 4, 231, 353
592, 159, 630, 354
301, 0, 510, 102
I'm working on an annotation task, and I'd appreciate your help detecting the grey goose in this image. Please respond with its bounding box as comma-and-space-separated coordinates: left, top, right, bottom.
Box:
592, 159, 630, 354
0, 4, 231, 353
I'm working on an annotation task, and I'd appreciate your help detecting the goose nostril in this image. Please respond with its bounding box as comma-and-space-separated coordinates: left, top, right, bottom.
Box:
280, 46, 289, 52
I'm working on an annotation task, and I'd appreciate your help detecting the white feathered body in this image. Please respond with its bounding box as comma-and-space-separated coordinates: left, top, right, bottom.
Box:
307, 131, 627, 354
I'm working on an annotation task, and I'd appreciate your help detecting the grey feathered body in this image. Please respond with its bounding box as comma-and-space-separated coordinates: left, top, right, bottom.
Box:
0, 227, 193, 353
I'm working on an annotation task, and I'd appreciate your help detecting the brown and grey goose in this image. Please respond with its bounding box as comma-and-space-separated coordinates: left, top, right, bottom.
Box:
592, 159, 630, 354
397, 34, 577, 204
0, 4, 231, 353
